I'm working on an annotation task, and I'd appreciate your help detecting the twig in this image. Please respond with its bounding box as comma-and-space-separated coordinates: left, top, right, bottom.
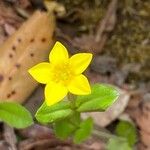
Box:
95, 0, 118, 42
18, 138, 71, 150
3, 123, 17, 150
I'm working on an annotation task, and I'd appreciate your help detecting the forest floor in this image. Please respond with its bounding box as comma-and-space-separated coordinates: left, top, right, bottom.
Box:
0, 0, 149, 150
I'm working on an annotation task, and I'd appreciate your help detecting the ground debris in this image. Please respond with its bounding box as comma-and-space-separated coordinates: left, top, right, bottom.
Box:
18, 124, 54, 140
0, 0, 150, 149
135, 95, 150, 148
3, 124, 17, 150
58, 0, 118, 54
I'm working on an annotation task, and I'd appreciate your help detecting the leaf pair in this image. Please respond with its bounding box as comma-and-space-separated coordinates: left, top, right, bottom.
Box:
35, 83, 119, 144
107, 121, 137, 150
36, 84, 119, 124
54, 117, 93, 144
115, 120, 137, 146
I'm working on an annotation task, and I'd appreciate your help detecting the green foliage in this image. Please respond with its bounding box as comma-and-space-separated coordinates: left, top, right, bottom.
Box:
0, 102, 33, 128
76, 84, 119, 112
70, 111, 81, 126
54, 116, 93, 144
54, 111, 80, 140
35, 83, 119, 143
35, 101, 74, 124
54, 119, 76, 140
115, 120, 137, 146
73, 117, 93, 144
107, 138, 132, 150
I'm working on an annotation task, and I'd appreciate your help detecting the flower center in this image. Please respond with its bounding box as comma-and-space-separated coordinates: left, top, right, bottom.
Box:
52, 62, 74, 86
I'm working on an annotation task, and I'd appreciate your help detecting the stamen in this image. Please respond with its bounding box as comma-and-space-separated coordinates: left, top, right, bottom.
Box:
52, 62, 74, 86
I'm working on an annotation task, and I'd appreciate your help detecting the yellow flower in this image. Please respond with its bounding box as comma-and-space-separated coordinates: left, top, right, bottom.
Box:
28, 41, 92, 106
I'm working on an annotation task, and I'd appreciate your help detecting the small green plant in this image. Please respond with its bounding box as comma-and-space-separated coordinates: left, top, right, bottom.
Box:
107, 120, 137, 150
29, 41, 119, 143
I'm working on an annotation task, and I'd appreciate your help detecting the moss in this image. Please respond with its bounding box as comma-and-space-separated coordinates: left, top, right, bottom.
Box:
105, 0, 150, 81
57, 0, 150, 81
57, 0, 108, 31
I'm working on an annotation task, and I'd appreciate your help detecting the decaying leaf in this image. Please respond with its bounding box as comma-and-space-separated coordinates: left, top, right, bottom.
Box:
0, 10, 55, 103
134, 96, 150, 148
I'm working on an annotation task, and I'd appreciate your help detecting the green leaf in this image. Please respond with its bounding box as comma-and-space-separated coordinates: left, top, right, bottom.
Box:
54, 119, 77, 140
54, 111, 81, 140
73, 117, 93, 144
71, 111, 81, 126
76, 84, 119, 112
115, 121, 137, 146
107, 138, 132, 150
0, 102, 33, 128
35, 101, 74, 124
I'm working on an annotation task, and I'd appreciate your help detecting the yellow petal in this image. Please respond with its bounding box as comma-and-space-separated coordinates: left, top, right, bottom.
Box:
68, 74, 91, 95
69, 53, 92, 74
49, 41, 69, 63
28, 62, 52, 84
45, 82, 68, 106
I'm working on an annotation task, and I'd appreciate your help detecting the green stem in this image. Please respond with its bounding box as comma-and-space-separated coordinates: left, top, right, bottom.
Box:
92, 129, 125, 141
67, 93, 81, 127
92, 129, 115, 139
67, 94, 121, 141
67, 93, 77, 109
